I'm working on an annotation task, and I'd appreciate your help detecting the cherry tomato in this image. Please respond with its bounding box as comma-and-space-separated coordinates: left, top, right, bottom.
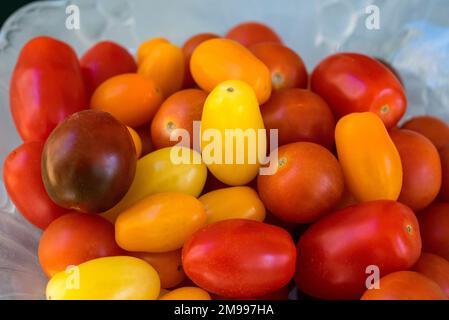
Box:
261, 89, 335, 149
46, 256, 160, 300
127, 126, 142, 158
10, 36, 87, 141
361, 271, 447, 300
182, 33, 219, 88
402, 115, 449, 150
182, 219, 296, 298
249, 42, 307, 90
42, 110, 137, 214
199, 186, 265, 224
151, 89, 207, 150
295, 200, 422, 300
137, 37, 168, 65
412, 252, 449, 297
132, 250, 185, 289
418, 202, 449, 261
80, 41, 137, 96
335, 112, 403, 202
390, 129, 441, 211
439, 145, 449, 201
201, 80, 266, 185
38, 213, 124, 277
3, 142, 69, 229
311, 53, 406, 128
116, 192, 206, 252
225, 21, 282, 47
191, 39, 272, 104
101, 146, 207, 222
159, 287, 211, 300
258, 142, 344, 223
90, 73, 163, 128
135, 123, 154, 157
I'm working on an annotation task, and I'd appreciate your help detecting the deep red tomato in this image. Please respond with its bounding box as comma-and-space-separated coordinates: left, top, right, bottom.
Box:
3, 142, 69, 229
38, 212, 125, 277
182, 219, 296, 298
295, 200, 422, 300
225, 21, 282, 47
412, 252, 449, 297
418, 202, 449, 261
10, 36, 87, 141
311, 53, 406, 128
402, 115, 449, 150
80, 41, 137, 97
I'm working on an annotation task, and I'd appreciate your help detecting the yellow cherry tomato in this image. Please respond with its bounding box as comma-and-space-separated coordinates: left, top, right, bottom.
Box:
127, 126, 142, 158
46, 256, 160, 300
201, 80, 266, 186
199, 186, 265, 224
190, 38, 272, 104
101, 146, 207, 222
335, 112, 403, 202
115, 192, 206, 252
159, 287, 211, 300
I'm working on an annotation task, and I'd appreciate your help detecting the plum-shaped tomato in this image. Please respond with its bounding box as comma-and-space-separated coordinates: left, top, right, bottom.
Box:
42, 110, 137, 213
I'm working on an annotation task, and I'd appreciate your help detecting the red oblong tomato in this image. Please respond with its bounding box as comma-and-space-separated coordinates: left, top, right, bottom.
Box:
311, 53, 406, 128
80, 41, 137, 97
225, 21, 282, 47
38, 212, 125, 277
182, 219, 296, 298
412, 252, 449, 297
10, 36, 87, 141
295, 200, 422, 300
3, 142, 70, 229
418, 202, 449, 261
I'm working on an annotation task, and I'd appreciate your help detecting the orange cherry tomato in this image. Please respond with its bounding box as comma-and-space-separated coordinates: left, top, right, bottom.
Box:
151, 89, 207, 150
159, 287, 211, 300
138, 38, 185, 97
90, 74, 163, 128
127, 126, 142, 158
132, 250, 185, 289
190, 38, 272, 104
182, 33, 219, 88
402, 115, 449, 150
335, 112, 403, 202
412, 252, 449, 297
225, 21, 282, 47
249, 42, 307, 90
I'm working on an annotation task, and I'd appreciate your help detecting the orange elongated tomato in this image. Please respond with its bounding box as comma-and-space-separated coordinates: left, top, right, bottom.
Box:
190, 38, 271, 104
335, 112, 402, 202
159, 287, 211, 300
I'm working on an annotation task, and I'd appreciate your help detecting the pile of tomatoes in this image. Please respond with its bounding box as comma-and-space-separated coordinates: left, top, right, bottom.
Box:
3, 21, 449, 300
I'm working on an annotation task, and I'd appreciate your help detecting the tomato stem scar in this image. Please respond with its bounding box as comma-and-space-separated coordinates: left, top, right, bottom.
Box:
406, 224, 413, 234
166, 121, 176, 132
278, 157, 287, 168
380, 104, 390, 114
227, 87, 234, 92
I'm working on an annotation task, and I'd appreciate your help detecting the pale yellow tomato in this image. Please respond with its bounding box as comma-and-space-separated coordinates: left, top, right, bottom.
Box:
159, 287, 211, 300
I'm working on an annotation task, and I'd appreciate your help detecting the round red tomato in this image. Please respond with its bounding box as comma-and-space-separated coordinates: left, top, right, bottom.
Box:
418, 202, 449, 261
182, 219, 296, 298
38, 212, 125, 277
225, 21, 282, 47
311, 53, 406, 128
3, 142, 69, 229
295, 200, 422, 300
412, 252, 449, 297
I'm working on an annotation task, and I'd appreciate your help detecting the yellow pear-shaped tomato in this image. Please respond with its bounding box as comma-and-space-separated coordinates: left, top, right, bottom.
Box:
46, 256, 160, 300
335, 112, 403, 202
159, 287, 211, 300
191, 38, 272, 104
199, 186, 265, 224
115, 192, 206, 252
101, 146, 207, 222
201, 80, 266, 186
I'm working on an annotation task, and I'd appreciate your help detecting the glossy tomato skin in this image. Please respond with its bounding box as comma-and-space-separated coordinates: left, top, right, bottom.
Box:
402, 115, 449, 150
38, 213, 125, 277
261, 89, 335, 149
418, 203, 449, 261
182, 219, 296, 298
3, 142, 69, 229
10, 36, 87, 141
42, 110, 137, 214
295, 200, 422, 300
311, 53, 406, 128
80, 41, 137, 96
225, 21, 282, 47
361, 271, 447, 300
412, 252, 449, 297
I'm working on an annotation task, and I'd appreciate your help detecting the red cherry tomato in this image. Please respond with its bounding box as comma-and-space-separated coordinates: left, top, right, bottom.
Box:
311, 53, 406, 129
225, 21, 282, 47
295, 200, 422, 300
10, 36, 87, 141
418, 202, 449, 261
80, 41, 137, 97
3, 142, 69, 229
182, 219, 296, 298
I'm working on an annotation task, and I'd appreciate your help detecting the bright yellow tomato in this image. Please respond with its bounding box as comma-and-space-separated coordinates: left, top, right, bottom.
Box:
115, 192, 206, 252
200, 80, 266, 186
101, 146, 207, 222
199, 186, 265, 224
159, 287, 211, 300
335, 112, 403, 202
46, 256, 160, 300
